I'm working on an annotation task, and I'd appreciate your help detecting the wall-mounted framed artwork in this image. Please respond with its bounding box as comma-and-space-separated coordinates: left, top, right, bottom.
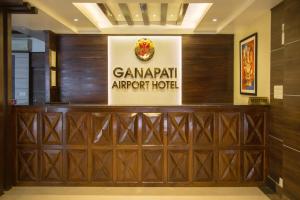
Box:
240, 33, 257, 95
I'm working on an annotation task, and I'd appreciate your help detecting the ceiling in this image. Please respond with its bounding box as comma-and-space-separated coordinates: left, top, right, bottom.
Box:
12, 0, 283, 34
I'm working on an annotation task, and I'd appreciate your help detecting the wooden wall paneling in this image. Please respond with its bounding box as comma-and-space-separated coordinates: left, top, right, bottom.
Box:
0, 9, 4, 195
0, 8, 14, 192
284, 0, 300, 44
271, 2, 284, 50
182, 35, 233, 104
57, 35, 108, 104
30, 53, 45, 104
283, 146, 300, 200
45, 31, 58, 103
57, 34, 233, 104
269, 0, 300, 199
269, 1, 284, 187
268, 136, 283, 181
282, 1, 300, 199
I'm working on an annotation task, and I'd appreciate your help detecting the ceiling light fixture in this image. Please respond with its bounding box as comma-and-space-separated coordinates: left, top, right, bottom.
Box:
73, 3, 112, 30
73, 18, 79, 22
212, 18, 218, 22
153, 14, 156, 17
181, 3, 213, 29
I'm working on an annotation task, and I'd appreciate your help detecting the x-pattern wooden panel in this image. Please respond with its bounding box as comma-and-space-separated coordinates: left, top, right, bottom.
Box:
168, 150, 188, 182
219, 150, 239, 181
142, 150, 163, 182
91, 150, 113, 182
14, 107, 267, 186
42, 113, 62, 145
66, 150, 88, 181
168, 113, 189, 145
91, 113, 112, 145
116, 150, 138, 182
244, 112, 265, 145
219, 113, 240, 146
116, 113, 138, 145
67, 112, 88, 145
41, 150, 63, 181
142, 113, 164, 145
193, 113, 214, 145
17, 112, 38, 144
18, 149, 38, 181
243, 151, 263, 181
193, 151, 213, 181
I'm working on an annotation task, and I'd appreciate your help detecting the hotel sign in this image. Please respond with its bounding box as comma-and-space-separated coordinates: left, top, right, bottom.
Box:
108, 36, 182, 105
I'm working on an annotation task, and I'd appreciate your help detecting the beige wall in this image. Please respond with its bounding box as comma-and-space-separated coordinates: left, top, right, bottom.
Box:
234, 12, 271, 105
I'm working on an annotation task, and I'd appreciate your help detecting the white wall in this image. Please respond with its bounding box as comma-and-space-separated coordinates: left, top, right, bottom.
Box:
234, 12, 271, 105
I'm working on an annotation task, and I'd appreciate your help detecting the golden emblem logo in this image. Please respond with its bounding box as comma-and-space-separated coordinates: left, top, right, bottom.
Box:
134, 38, 155, 61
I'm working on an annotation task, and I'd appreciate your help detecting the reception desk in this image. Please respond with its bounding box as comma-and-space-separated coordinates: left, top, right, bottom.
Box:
13, 104, 268, 186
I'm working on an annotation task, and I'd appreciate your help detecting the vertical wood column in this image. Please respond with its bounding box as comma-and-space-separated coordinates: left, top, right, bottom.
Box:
45, 30, 59, 103
0, 8, 12, 194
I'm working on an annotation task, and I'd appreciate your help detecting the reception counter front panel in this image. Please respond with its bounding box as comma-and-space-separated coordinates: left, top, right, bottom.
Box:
13, 105, 268, 186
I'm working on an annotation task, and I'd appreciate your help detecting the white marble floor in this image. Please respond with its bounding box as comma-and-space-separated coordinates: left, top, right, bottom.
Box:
0, 187, 270, 200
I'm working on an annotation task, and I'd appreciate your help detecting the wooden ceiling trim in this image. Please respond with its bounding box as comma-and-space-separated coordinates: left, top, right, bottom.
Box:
176, 3, 188, 25
140, 3, 149, 25
98, 3, 118, 25
160, 3, 168, 25
1, 2, 37, 14
119, 3, 134, 25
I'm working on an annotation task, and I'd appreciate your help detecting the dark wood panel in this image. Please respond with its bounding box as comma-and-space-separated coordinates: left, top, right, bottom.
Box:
284, 41, 300, 95
57, 35, 108, 104
30, 53, 45, 104
269, 2, 285, 192
45, 31, 57, 103
269, 103, 284, 140
57, 34, 233, 104
0, 0, 22, 6
182, 35, 233, 104
0, 10, 5, 195
270, 1, 300, 198
268, 136, 282, 181
270, 49, 284, 87
282, 96, 300, 150
13, 104, 267, 186
284, 0, 300, 44
271, 2, 284, 50
0, 10, 13, 192
283, 146, 300, 200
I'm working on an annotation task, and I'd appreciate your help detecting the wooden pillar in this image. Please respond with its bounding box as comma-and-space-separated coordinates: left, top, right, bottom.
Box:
0, 8, 12, 195
45, 30, 59, 103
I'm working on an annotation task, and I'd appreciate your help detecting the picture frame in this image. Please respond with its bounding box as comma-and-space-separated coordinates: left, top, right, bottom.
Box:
240, 33, 257, 95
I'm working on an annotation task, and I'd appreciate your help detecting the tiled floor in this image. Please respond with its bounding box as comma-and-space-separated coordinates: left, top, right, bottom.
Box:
0, 187, 271, 200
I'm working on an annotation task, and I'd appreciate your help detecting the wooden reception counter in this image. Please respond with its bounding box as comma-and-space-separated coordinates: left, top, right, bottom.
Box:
12, 104, 268, 186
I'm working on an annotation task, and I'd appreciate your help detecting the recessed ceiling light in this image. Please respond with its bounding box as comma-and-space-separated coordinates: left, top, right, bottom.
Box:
170, 14, 174, 17
74, 18, 79, 22
135, 14, 139, 17
212, 18, 218, 22
73, 3, 112, 29
153, 14, 156, 17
